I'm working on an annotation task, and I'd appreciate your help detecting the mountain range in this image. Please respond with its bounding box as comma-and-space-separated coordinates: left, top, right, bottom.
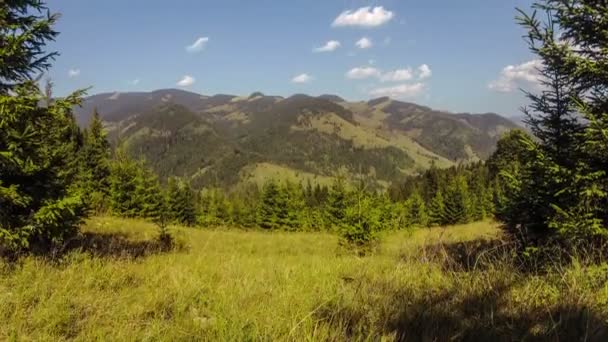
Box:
74, 89, 520, 189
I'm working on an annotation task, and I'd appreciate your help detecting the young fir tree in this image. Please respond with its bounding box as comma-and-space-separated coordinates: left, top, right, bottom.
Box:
0, 1, 88, 252
339, 182, 381, 255
80, 109, 111, 212
133, 162, 163, 219
404, 191, 428, 228
443, 175, 472, 225
427, 190, 446, 227
109, 149, 140, 217
257, 181, 282, 229
325, 179, 349, 230
166, 177, 197, 226
283, 181, 305, 230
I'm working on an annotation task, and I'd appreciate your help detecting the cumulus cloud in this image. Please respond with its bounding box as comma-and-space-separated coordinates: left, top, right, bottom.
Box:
369, 83, 425, 98
356, 37, 373, 49
186, 37, 209, 52
332, 6, 394, 28
417, 64, 432, 80
68, 69, 80, 78
488, 59, 542, 92
176, 75, 195, 87
346, 66, 381, 79
292, 73, 313, 83
348, 63, 432, 84
380, 68, 413, 82
314, 40, 341, 52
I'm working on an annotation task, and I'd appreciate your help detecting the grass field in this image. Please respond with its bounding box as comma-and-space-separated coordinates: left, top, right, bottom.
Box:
2, 217, 608, 341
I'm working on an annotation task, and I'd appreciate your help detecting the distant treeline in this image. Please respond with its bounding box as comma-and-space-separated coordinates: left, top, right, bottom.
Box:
93, 104, 500, 232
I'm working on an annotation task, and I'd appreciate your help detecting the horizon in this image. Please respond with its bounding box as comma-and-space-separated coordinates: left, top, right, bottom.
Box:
47, 0, 536, 117
86, 87, 513, 117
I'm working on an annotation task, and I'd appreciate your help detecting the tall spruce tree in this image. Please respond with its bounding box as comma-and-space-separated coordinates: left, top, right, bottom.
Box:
1, 1, 87, 252
497, 0, 608, 247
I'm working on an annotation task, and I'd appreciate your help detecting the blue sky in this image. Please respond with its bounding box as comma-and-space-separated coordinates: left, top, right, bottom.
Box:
47, 0, 539, 116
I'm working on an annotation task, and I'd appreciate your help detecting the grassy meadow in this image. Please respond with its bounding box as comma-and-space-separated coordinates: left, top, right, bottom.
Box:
2, 218, 608, 341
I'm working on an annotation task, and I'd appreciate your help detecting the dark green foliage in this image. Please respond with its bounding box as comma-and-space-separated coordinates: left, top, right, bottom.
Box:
109, 149, 140, 217
256, 180, 305, 230
404, 192, 427, 228
166, 177, 197, 226
0, 1, 59, 93
198, 188, 235, 226
0, 84, 87, 252
495, 0, 608, 249
0, 1, 87, 253
427, 190, 446, 227
80, 109, 111, 213
108, 149, 162, 220
390, 162, 494, 227
443, 176, 472, 225
325, 179, 349, 230
338, 185, 382, 254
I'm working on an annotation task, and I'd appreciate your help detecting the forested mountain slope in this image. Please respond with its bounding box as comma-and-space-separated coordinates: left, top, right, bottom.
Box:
74, 89, 519, 188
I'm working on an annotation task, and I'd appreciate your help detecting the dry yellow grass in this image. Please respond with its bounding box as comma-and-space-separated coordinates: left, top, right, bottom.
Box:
1, 218, 607, 341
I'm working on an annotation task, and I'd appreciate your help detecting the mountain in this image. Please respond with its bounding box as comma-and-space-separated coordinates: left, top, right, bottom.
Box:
75, 89, 519, 189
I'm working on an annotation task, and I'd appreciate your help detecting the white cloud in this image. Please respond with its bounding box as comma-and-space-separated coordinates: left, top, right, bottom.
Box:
186, 37, 209, 52
488, 59, 542, 92
332, 6, 394, 28
292, 73, 313, 83
369, 83, 425, 98
417, 64, 432, 80
346, 66, 381, 79
314, 40, 341, 52
176, 75, 195, 87
380, 68, 413, 82
68, 69, 80, 78
130, 79, 140, 86
356, 37, 373, 49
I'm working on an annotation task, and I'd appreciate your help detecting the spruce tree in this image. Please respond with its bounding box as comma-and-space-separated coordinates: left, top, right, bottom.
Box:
1, 1, 87, 252
166, 177, 197, 226
134, 162, 163, 219
109, 149, 138, 217
496, 0, 608, 247
80, 109, 111, 212
404, 192, 428, 227
0, 1, 59, 93
325, 179, 349, 230
257, 181, 282, 229
443, 176, 472, 225
427, 190, 446, 227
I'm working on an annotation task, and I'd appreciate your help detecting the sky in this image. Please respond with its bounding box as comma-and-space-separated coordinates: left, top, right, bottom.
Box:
46, 0, 540, 116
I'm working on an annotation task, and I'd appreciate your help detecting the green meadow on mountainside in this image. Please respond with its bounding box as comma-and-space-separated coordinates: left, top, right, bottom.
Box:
3, 217, 608, 341
2, 0, 608, 341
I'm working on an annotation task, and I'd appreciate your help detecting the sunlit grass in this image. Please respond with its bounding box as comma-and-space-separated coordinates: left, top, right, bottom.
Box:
1, 218, 607, 340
